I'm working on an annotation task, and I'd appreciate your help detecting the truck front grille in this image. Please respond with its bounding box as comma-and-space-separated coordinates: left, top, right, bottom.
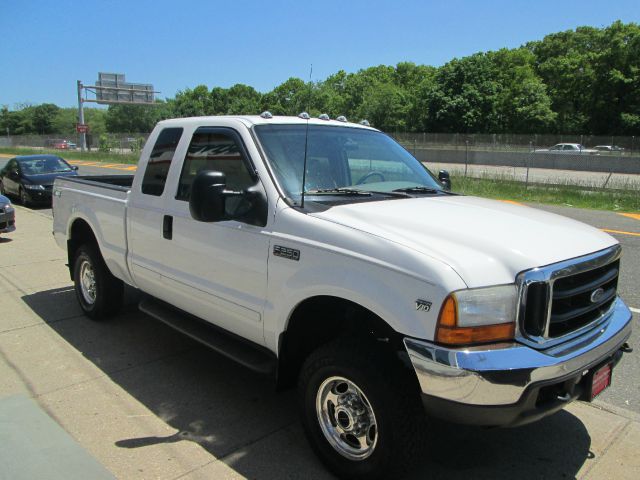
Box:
549, 260, 619, 337
518, 246, 620, 348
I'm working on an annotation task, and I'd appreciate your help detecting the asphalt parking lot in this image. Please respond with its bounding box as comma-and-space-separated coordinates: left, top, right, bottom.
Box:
1, 155, 639, 479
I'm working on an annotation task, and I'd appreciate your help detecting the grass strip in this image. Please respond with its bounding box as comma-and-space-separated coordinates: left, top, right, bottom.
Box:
453, 175, 640, 212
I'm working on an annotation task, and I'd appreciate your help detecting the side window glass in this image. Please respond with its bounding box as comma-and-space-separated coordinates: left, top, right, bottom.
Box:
141, 128, 183, 196
176, 131, 254, 201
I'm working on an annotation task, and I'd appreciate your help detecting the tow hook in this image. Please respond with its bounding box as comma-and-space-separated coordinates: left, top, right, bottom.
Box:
556, 393, 571, 402
620, 342, 633, 353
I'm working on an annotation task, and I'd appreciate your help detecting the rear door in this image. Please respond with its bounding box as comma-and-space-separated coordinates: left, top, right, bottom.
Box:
128, 127, 185, 297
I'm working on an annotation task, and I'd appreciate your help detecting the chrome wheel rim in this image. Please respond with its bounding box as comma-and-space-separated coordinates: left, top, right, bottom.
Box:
79, 259, 96, 305
316, 376, 378, 461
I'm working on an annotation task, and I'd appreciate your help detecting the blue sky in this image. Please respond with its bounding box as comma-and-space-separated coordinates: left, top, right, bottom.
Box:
1, 0, 639, 108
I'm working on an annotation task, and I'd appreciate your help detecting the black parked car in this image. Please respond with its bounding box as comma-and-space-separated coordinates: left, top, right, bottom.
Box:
0, 193, 16, 236
0, 155, 78, 206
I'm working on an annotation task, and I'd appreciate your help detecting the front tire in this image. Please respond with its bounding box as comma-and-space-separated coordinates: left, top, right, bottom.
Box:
20, 188, 30, 207
298, 337, 426, 479
73, 243, 124, 319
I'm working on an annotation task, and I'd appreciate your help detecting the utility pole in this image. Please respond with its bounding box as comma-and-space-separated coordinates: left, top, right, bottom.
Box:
77, 80, 86, 151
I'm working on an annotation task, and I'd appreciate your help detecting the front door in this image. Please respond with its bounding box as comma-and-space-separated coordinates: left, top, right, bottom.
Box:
153, 127, 269, 346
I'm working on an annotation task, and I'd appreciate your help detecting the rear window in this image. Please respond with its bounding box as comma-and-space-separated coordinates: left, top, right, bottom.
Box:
141, 128, 183, 196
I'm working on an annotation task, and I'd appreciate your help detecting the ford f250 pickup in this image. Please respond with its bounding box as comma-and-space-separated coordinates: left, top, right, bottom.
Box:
52, 114, 633, 479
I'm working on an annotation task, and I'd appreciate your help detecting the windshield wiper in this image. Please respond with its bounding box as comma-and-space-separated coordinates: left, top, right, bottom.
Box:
305, 188, 372, 196
392, 186, 441, 194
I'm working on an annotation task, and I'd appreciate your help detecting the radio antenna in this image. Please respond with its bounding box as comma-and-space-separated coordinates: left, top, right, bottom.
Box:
300, 64, 313, 209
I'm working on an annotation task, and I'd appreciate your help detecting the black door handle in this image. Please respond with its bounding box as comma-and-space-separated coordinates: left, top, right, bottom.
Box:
163, 215, 173, 240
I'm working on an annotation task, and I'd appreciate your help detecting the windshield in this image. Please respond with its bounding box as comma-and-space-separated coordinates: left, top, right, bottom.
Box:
20, 157, 72, 175
254, 124, 442, 203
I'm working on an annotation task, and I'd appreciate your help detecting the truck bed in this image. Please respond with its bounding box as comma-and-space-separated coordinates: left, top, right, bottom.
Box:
52, 174, 134, 285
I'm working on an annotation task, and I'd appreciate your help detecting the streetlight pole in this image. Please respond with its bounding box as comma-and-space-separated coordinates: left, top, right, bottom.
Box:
77, 80, 86, 151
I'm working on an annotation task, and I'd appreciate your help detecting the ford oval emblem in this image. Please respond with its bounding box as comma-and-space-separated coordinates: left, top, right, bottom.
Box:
590, 288, 605, 303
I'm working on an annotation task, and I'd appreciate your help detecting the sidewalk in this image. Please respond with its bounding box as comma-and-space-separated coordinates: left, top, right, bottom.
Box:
0, 207, 638, 479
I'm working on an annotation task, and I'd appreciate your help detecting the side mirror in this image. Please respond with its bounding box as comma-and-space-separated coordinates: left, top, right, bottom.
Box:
72, 165, 79, 171
438, 170, 451, 191
189, 170, 228, 222
189, 170, 268, 227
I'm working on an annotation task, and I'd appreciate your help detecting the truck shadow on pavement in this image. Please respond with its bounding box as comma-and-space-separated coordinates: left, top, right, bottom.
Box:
23, 287, 594, 480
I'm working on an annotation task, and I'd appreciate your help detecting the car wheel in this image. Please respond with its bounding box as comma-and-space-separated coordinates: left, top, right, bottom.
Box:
298, 337, 427, 480
19, 188, 31, 207
73, 243, 124, 320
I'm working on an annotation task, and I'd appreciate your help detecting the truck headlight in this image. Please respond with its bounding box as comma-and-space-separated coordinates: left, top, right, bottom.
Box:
436, 285, 517, 346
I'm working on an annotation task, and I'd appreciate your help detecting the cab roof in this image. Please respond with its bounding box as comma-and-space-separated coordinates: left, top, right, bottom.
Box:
156, 115, 378, 131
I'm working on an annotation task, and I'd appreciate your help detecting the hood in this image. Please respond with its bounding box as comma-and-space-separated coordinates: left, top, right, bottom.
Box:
23, 171, 77, 185
310, 195, 617, 288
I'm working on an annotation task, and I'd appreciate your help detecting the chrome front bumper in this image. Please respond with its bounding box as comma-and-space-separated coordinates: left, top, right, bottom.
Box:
404, 297, 632, 424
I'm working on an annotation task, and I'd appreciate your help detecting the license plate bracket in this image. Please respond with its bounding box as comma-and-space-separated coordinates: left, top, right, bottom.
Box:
586, 363, 612, 400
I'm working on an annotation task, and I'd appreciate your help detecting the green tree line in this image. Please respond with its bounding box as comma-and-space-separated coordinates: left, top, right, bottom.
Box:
2, 21, 639, 136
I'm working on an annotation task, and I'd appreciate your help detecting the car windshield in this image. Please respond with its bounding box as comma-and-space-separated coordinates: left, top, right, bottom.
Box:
19, 157, 72, 175
254, 124, 442, 203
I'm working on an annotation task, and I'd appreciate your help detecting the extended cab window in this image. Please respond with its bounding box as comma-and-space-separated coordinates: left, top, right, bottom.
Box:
176, 130, 254, 201
141, 127, 183, 196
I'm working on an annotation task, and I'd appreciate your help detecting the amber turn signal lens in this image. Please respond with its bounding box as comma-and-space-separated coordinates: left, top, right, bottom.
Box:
436, 322, 515, 345
438, 295, 457, 327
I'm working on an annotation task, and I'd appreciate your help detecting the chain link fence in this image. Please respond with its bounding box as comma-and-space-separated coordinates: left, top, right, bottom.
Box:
0, 133, 150, 154
393, 133, 640, 191
2, 131, 639, 191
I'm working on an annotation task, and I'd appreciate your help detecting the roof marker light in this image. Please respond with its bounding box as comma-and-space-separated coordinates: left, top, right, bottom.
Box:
260, 111, 273, 119
336, 115, 348, 122
318, 114, 330, 120
298, 112, 311, 119
359, 119, 370, 126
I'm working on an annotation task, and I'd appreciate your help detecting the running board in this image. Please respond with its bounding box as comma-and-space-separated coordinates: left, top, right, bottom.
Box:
139, 297, 276, 375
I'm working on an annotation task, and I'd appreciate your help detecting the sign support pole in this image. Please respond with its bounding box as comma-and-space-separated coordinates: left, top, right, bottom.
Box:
77, 80, 87, 152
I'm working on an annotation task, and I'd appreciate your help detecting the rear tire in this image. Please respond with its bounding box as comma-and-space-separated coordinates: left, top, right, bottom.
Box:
73, 243, 124, 319
298, 337, 427, 480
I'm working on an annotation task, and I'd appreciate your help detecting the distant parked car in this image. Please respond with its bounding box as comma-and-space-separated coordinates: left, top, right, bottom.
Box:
593, 145, 625, 153
0, 194, 16, 236
535, 143, 599, 154
0, 155, 78, 206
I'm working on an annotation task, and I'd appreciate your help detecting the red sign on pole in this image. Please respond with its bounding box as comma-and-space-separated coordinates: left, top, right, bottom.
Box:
76, 124, 89, 133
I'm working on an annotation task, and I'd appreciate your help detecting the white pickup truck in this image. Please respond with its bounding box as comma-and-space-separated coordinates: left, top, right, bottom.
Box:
53, 114, 632, 479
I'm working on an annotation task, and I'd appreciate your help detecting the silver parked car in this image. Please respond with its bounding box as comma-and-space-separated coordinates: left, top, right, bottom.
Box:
594, 145, 625, 153
0, 194, 16, 236
535, 143, 599, 154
